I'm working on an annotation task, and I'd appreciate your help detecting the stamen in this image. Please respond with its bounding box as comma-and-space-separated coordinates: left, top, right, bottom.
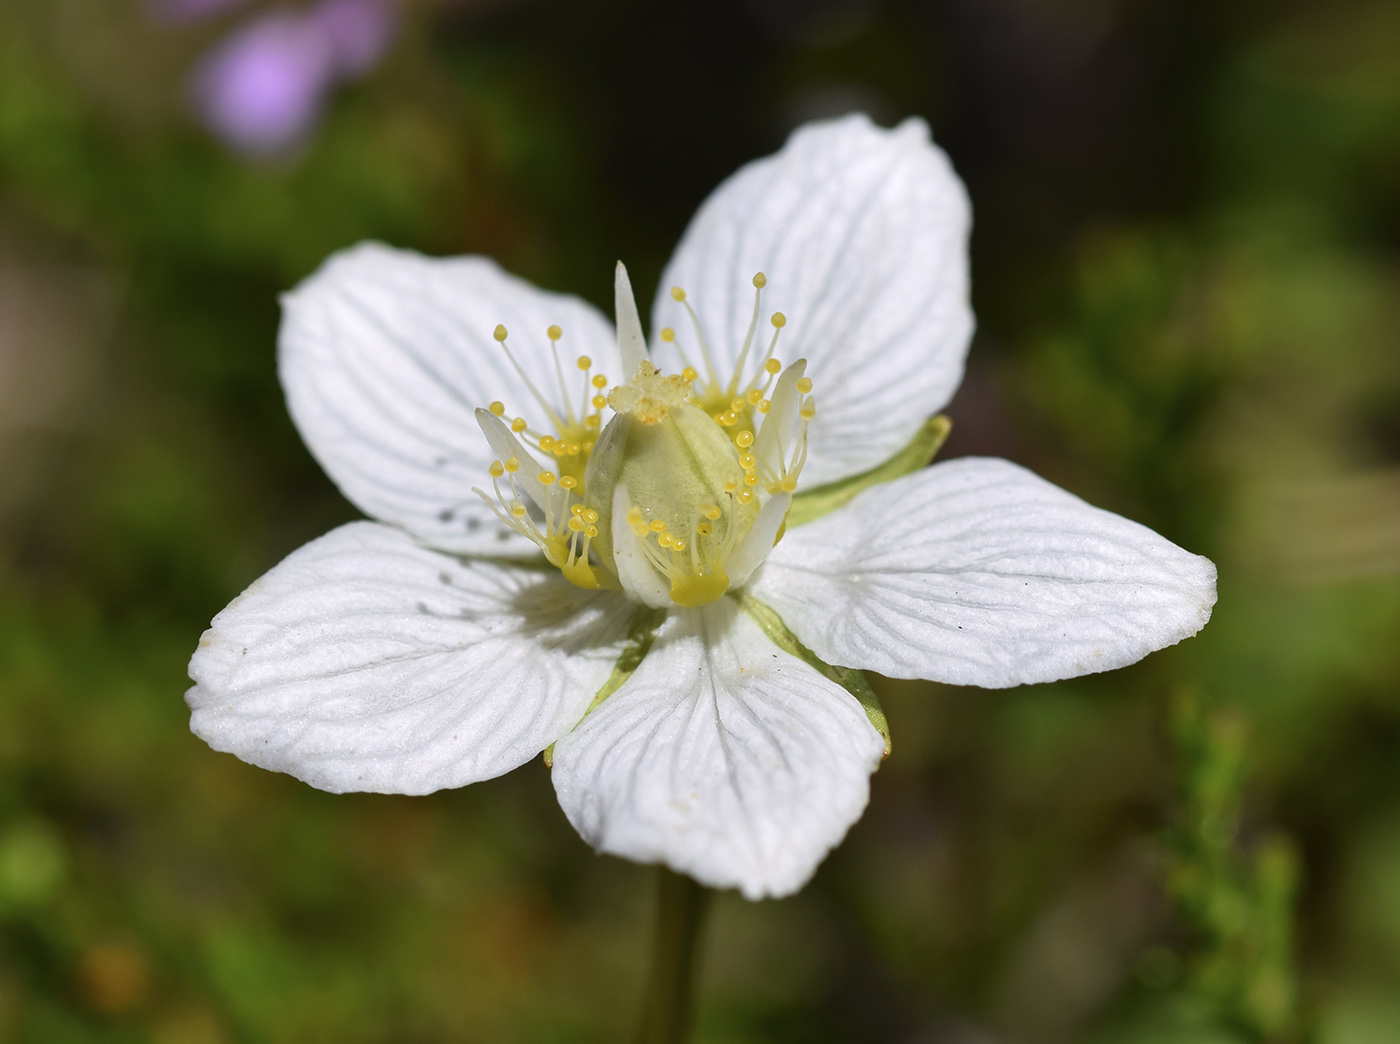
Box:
672, 286, 721, 389
492, 325, 568, 432
659, 325, 700, 380
749, 314, 785, 383
547, 325, 576, 427
727, 271, 767, 398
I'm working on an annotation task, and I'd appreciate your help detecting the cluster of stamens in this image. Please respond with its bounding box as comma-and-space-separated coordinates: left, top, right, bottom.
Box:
485, 323, 610, 488
471, 322, 616, 587
472, 269, 817, 606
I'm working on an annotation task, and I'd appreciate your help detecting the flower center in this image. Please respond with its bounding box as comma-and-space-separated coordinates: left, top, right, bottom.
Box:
472, 270, 815, 608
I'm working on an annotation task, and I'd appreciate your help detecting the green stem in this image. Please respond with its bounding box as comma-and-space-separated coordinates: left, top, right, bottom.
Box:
635, 866, 710, 1044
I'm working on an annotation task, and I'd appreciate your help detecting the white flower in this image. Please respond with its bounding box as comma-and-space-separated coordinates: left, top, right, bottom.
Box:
186, 115, 1217, 900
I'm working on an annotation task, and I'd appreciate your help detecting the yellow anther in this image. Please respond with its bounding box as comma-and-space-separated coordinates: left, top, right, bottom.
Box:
744, 472, 760, 486
731, 398, 745, 413
737, 488, 754, 504
504, 457, 520, 473
585, 525, 598, 538
660, 327, 675, 343
510, 501, 527, 517
681, 367, 697, 382
511, 417, 528, 433
547, 325, 562, 341
723, 477, 739, 493
583, 508, 600, 524
673, 538, 686, 551
800, 404, 816, 419
568, 516, 586, 532
650, 519, 667, 533
659, 532, 674, 548
559, 476, 578, 490
584, 415, 601, 429
493, 324, 508, 342
696, 522, 713, 537
592, 374, 608, 389
576, 355, 592, 370
796, 377, 813, 394
592, 394, 608, 409
720, 412, 737, 426
752, 272, 767, 289
703, 504, 722, 521
747, 389, 763, 405
735, 431, 754, 448
764, 358, 781, 374
770, 312, 786, 329
757, 399, 772, 414
627, 506, 645, 525
539, 435, 556, 451
632, 523, 649, 536
739, 452, 756, 471
571, 503, 584, 515
539, 471, 556, 485
553, 442, 568, 457
780, 476, 798, 492
567, 442, 581, 456
583, 440, 595, 453
670, 287, 686, 302
489, 401, 505, 416
488, 460, 505, 478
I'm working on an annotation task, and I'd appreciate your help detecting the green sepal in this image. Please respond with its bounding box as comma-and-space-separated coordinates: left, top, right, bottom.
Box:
786, 415, 952, 529
542, 605, 667, 768
738, 594, 891, 758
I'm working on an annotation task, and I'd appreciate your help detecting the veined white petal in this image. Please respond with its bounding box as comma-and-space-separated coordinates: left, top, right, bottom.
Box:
752, 458, 1218, 688
187, 522, 633, 794
551, 599, 885, 900
280, 242, 622, 554
652, 115, 973, 488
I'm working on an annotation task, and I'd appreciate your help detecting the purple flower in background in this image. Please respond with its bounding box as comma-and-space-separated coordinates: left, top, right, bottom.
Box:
148, 0, 255, 24
317, 0, 396, 76
188, 0, 397, 157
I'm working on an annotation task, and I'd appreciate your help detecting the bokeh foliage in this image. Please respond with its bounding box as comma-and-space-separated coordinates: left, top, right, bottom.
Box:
1, 1, 1398, 1042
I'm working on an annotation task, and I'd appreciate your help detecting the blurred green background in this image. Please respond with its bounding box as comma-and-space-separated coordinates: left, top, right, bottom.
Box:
2, 0, 1398, 1041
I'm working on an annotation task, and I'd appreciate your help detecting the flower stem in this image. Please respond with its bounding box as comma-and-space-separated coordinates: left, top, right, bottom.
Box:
635, 866, 710, 1044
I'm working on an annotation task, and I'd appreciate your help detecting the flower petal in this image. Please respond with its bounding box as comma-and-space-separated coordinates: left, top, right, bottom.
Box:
550, 598, 886, 899
652, 114, 973, 488
751, 458, 1218, 688
280, 242, 622, 554
187, 522, 634, 794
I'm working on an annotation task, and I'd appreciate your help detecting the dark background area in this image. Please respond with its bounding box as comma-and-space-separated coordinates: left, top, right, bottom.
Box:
2, 0, 1398, 1041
